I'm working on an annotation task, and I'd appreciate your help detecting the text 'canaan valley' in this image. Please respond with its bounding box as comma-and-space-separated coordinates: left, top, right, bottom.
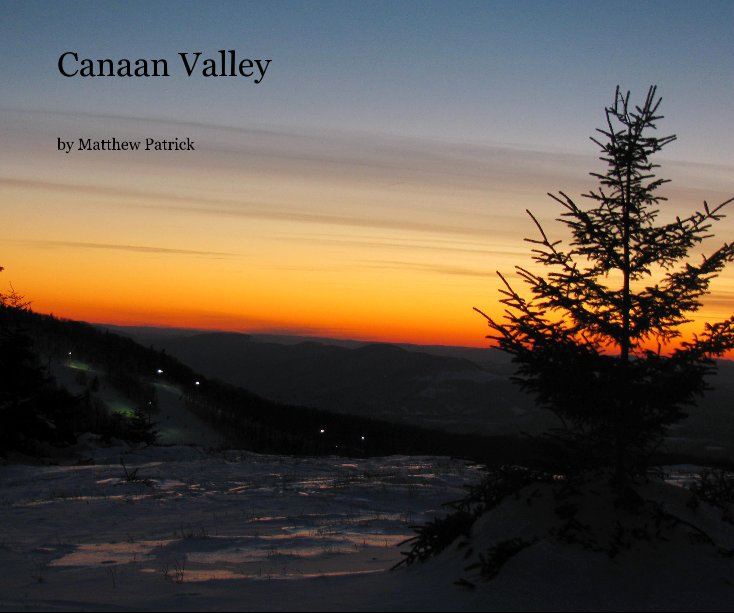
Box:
58, 50, 271, 83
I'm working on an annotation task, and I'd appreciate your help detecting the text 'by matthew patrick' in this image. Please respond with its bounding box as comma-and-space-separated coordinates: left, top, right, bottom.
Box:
57, 137, 196, 153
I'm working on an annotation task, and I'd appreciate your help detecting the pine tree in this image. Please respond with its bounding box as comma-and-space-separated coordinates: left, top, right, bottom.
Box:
475, 86, 734, 479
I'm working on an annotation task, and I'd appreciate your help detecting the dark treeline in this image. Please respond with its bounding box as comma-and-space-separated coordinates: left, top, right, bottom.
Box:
3, 307, 537, 464
1, 304, 161, 455
181, 377, 534, 462
1, 303, 79, 452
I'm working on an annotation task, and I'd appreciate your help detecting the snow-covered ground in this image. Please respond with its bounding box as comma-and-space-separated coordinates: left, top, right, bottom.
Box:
2, 444, 733, 611
0, 443, 485, 611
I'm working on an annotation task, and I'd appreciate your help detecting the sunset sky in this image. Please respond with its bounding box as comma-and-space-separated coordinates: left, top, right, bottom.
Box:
2, 0, 733, 347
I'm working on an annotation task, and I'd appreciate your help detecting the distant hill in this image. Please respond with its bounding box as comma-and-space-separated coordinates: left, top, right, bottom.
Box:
2, 310, 546, 464
107, 328, 553, 437
104, 325, 734, 462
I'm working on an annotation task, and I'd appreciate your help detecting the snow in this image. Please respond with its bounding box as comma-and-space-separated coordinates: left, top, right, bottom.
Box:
422, 470, 734, 611
1, 445, 733, 611
52, 361, 227, 448
0, 444, 484, 611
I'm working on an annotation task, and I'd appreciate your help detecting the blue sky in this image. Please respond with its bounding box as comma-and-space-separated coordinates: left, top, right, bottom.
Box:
2, 0, 732, 162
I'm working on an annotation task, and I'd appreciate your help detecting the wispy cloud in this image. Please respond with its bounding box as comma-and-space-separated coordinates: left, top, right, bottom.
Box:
284, 232, 527, 256
0, 177, 228, 208
5, 107, 731, 247
359, 260, 495, 278
6, 106, 732, 173
0, 107, 593, 192
1, 177, 512, 240
10, 239, 236, 258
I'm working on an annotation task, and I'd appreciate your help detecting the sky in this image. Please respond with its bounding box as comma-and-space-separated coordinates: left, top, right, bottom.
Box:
1, 0, 733, 347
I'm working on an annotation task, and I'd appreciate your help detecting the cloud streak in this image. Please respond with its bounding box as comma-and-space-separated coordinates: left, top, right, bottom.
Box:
358, 260, 495, 278
5, 108, 731, 249
1, 176, 514, 240
10, 239, 236, 258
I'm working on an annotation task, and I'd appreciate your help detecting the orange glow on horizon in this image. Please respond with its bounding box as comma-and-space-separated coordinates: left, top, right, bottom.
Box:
3, 112, 733, 359
16, 290, 734, 361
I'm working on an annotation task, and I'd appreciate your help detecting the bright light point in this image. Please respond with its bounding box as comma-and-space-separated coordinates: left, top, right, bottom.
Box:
320, 429, 325, 434
157, 369, 163, 374
68, 351, 72, 356
361, 436, 365, 441
195, 381, 200, 386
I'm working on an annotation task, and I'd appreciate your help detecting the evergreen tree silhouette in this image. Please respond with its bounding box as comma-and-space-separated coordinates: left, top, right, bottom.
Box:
0, 268, 88, 452
475, 87, 734, 479
0, 269, 54, 452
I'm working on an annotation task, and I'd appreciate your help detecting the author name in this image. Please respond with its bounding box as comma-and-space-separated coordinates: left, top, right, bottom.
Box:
58, 137, 195, 153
